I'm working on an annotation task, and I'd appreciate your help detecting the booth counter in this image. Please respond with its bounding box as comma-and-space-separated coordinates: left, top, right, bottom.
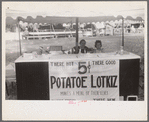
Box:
15, 52, 140, 101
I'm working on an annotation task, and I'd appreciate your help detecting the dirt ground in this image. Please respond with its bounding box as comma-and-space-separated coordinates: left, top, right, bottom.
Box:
5, 32, 144, 100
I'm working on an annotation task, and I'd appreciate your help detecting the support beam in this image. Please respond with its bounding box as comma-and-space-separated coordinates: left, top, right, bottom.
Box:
122, 17, 124, 46
76, 17, 79, 52
18, 18, 22, 56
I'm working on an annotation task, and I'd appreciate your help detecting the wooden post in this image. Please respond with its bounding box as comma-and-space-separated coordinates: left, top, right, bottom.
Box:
18, 18, 22, 56
122, 17, 124, 46
52, 24, 57, 38
76, 17, 79, 52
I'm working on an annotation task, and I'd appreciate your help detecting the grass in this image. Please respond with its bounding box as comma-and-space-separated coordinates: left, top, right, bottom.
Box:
5, 32, 144, 100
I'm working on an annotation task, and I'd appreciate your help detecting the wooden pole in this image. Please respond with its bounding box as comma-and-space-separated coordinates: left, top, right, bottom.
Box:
122, 17, 124, 46
18, 18, 22, 56
76, 17, 79, 52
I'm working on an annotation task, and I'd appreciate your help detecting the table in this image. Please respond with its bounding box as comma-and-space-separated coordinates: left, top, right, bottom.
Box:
15, 52, 140, 100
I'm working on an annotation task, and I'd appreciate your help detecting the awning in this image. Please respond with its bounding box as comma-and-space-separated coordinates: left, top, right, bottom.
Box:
3, 2, 146, 55
4, 2, 145, 20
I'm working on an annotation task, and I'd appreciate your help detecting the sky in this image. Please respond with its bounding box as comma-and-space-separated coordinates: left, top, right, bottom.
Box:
3, 2, 146, 19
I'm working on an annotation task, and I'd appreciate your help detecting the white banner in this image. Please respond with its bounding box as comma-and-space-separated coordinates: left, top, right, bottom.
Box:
49, 59, 119, 101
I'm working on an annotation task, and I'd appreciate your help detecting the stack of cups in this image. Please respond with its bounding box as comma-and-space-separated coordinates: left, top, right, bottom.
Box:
32, 51, 38, 59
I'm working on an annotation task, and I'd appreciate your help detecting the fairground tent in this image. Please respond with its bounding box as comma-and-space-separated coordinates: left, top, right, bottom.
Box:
5, 2, 145, 18
3, 2, 146, 54
5, 2, 145, 24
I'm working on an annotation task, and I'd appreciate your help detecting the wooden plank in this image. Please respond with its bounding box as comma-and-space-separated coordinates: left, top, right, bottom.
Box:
120, 59, 140, 100
16, 62, 49, 100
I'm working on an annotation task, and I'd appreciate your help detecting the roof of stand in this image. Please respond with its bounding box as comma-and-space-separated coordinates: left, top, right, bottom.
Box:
4, 2, 146, 24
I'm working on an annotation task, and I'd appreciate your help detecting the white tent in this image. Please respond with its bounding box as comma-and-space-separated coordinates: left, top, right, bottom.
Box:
91, 22, 95, 24
5, 2, 145, 19
19, 21, 23, 25
39, 23, 42, 26
4, 2, 146, 55
109, 20, 116, 27
118, 19, 123, 24
106, 20, 109, 23
95, 22, 105, 29
63, 23, 70, 28
29, 23, 33, 27
114, 20, 118, 24
80, 23, 85, 28
95, 22, 100, 29
33, 23, 39, 31
23, 22, 28, 27
62, 23, 67, 27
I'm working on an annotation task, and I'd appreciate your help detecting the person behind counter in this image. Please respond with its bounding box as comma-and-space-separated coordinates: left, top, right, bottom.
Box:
94, 40, 104, 53
37, 39, 93, 55
69, 39, 92, 54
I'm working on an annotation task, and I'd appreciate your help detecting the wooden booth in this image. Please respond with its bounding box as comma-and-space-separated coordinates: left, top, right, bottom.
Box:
15, 52, 140, 101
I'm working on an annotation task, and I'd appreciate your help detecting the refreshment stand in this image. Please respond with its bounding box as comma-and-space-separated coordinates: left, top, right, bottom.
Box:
6, 7, 141, 101
15, 52, 140, 101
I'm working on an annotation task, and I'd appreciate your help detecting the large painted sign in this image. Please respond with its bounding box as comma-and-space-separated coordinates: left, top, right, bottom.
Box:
49, 59, 119, 101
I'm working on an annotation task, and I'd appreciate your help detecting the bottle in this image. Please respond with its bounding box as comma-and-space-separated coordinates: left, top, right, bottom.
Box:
120, 46, 124, 55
